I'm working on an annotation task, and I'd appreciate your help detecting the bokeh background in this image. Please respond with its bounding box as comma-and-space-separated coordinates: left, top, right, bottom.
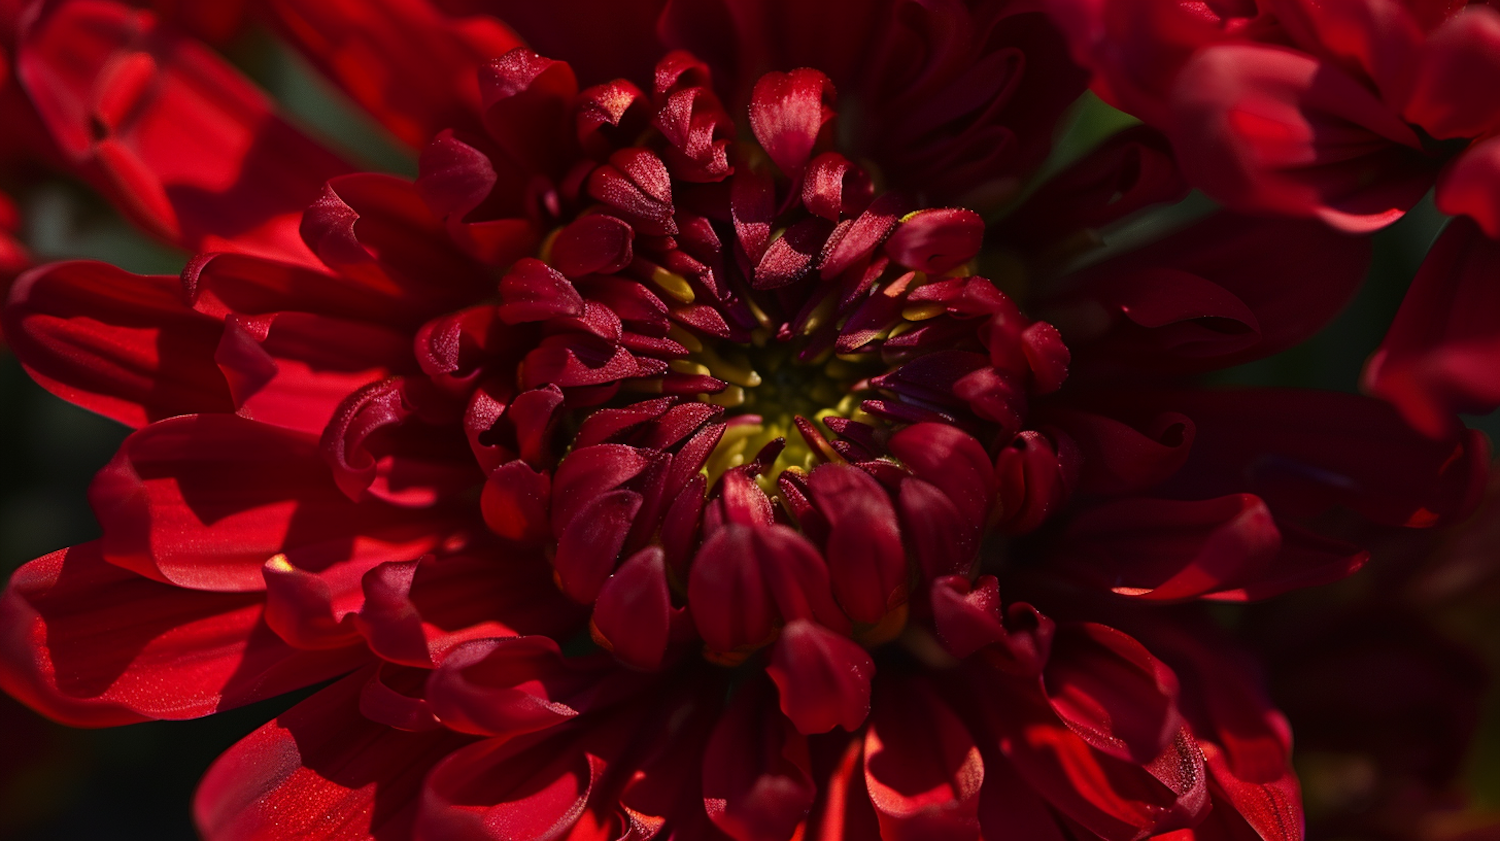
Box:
2, 24, 1500, 841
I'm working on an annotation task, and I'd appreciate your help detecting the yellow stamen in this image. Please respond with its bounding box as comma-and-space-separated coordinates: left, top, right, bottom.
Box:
649, 266, 696, 303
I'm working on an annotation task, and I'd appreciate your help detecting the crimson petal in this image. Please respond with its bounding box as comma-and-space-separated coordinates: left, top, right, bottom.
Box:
0, 542, 366, 726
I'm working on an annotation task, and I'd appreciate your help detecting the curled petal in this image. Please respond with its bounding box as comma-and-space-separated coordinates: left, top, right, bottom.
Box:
749, 68, 835, 178
591, 547, 679, 671
930, 575, 1053, 673
702, 678, 816, 841
90, 414, 445, 592
350, 550, 584, 669
807, 463, 907, 625
1043, 624, 1183, 764
863, 678, 984, 841
994, 428, 1082, 534
1169, 44, 1431, 232
884, 208, 985, 275
418, 726, 607, 841
18, 1, 349, 261
426, 636, 612, 738
1365, 216, 1500, 436
767, 619, 874, 735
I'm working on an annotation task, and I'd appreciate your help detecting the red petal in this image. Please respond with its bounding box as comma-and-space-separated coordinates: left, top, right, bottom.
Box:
1060, 212, 1371, 372
498, 258, 586, 323
898, 477, 980, 579
480, 460, 552, 543
195, 667, 472, 841
702, 678, 816, 841
0, 543, 366, 726
1003, 125, 1187, 245
90, 414, 449, 592
1169, 44, 1431, 232
994, 428, 1082, 534
18, 2, 349, 261
1131, 620, 1302, 841
887, 423, 997, 528
749, 69, 835, 178
418, 724, 611, 841
1399, 7, 1500, 139
1050, 410, 1194, 496
1436, 135, 1500, 238
1043, 624, 1183, 764
976, 664, 1207, 840
1062, 495, 1280, 602
689, 523, 850, 655
261, 535, 439, 650
263, 0, 522, 147
426, 636, 608, 737
863, 678, 984, 841
1166, 388, 1489, 527
1365, 217, 1500, 436
350, 549, 582, 668
550, 214, 635, 278
591, 547, 676, 671
929, 575, 1054, 675
884, 208, 985, 275
300, 173, 494, 317
807, 463, 906, 625
553, 490, 643, 604
766, 619, 874, 735
3, 261, 233, 427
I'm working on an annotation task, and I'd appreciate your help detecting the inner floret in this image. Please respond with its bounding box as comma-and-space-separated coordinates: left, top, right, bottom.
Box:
412, 48, 1079, 699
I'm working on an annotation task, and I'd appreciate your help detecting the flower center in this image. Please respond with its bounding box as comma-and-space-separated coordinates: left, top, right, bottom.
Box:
694, 335, 878, 486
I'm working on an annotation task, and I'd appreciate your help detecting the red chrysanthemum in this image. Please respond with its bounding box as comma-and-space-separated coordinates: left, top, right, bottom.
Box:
0, 2, 1489, 840
1049, 0, 1500, 437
